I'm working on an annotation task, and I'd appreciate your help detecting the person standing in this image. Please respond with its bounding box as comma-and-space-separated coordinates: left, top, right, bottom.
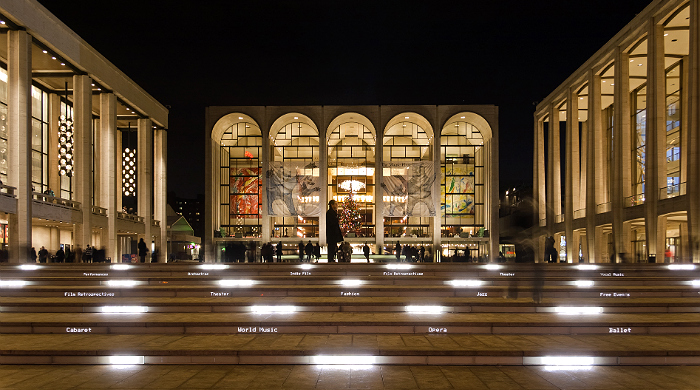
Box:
395, 242, 401, 262
363, 242, 370, 263
138, 238, 148, 263
56, 247, 65, 263
305, 241, 313, 262
276, 241, 283, 263
298, 241, 305, 262
30, 247, 37, 263
314, 243, 321, 263
326, 200, 344, 262
38, 246, 48, 263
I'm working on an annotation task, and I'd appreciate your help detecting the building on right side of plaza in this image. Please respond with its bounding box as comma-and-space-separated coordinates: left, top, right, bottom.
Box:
533, 0, 700, 264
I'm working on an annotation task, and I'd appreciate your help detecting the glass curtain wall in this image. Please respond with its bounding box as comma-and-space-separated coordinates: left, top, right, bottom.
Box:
666, 63, 681, 196
328, 122, 375, 237
219, 122, 262, 237
271, 121, 320, 238
0, 68, 7, 184
382, 120, 432, 238
632, 85, 646, 205
31, 86, 48, 195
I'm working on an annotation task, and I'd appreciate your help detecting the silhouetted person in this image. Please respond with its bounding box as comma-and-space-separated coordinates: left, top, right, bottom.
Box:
363, 242, 370, 263
138, 238, 148, 263
305, 241, 313, 262
314, 243, 321, 263
55, 247, 65, 263
326, 200, 344, 262
395, 242, 401, 262
276, 241, 283, 262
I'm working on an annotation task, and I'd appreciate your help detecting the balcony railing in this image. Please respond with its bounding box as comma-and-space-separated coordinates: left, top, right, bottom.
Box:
624, 194, 645, 207
0, 184, 16, 197
118, 211, 144, 223
661, 182, 686, 198
91, 206, 108, 216
33, 192, 80, 209
573, 209, 586, 219
555, 214, 564, 223
539, 218, 546, 227
596, 202, 611, 213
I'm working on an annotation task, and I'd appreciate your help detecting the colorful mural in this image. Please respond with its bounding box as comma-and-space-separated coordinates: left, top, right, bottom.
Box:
229, 168, 260, 216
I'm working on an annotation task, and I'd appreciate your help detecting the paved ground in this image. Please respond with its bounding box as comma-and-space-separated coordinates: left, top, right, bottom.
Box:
1, 364, 700, 389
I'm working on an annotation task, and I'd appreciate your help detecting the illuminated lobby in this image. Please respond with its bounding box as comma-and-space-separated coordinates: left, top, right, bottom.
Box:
204, 105, 499, 262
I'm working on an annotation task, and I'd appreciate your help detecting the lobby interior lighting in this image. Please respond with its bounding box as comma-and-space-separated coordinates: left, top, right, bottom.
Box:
312, 355, 377, 365
200, 264, 227, 270
485, 264, 501, 270
251, 305, 297, 314
0, 280, 27, 287
574, 280, 594, 287
105, 280, 138, 287
218, 279, 254, 287
19, 264, 40, 270
386, 264, 412, 270
577, 264, 599, 270
406, 305, 444, 314
449, 280, 483, 287
668, 264, 696, 270
110, 264, 131, 270
101, 306, 148, 313
340, 279, 362, 287
555, 307, 603, 315
108, 356, 145, 365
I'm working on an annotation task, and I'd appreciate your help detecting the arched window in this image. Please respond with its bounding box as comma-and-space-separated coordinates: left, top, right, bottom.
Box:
269, 119, 320, 238
328, 121, 375, 237
219, 122, 262, 237
383, 115, 433, 238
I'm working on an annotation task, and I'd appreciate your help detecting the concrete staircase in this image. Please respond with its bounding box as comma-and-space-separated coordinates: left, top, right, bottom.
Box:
1, 262, 699, 366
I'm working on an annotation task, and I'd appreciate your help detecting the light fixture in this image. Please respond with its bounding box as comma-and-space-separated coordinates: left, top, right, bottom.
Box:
339, 180, 366, 192
110, 264, 130, 270
300, 264, 313, 270
341, 279, 362, 287
251, 306, 297, 314
122, 123, 137, 197
218, 279, 254, 287
577, 264, 598, 270
386, 264, 412, 270
19, 265, 40, 270
485, 264, 501, 270
200, 264, 227, 270
100, 306, 148, 313
312, 356, 377, 365
58, 84, 74, 178
449, 280, 483, 287
555, 307, 602, 315
574, 280, 594, 287
406, 305, 444, 314
109, 356, 145, 365
105, 280, 138, 287
668, 264, 695, 270
0, 280, 27, 287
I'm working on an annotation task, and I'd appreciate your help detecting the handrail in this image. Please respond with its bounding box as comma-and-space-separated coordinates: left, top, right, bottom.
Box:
623, 194, 645, 207
555, 214, 564, 223
539, 218, 546, 227
661, 182, 686, 198
596, 202, 611, 213
0, 183, 16, 196
117, 211, 144, 223
33, 192, 81, 209
91, 206, 108, 216
573, 209, 585, 219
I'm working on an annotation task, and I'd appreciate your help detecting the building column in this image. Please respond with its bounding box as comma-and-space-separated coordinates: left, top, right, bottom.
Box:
547, 103, 562, 234
565, 88, 580, 263
7, 30, 32, 263
587, 70, 602, 262
432, 126, 441, 262
488, 117, 500, 263
375, 127, 384, 254
137, 118, 152, 247
260, 130, 270, 247
318, 126, 328, 246
687, 0, 700, 262
612, 48, 631, 261
646, 21, 666, 262
204, 129, 217, 263
73, 74, 93, 250
534, 116, 546, 262
99, 92, 117, 263
154, 128, 167, 261
658, 215, 667, 262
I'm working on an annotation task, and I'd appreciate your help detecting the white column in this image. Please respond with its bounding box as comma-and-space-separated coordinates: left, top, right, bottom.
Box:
100, 93, 117, 263
565, 88, 580, 263
204, 132, 217, 263
488, 118, 500, 263
154, 128, 167, 261
534, 115, 546, 262
375, 124, 384, 253
73, 74, 93, 249
687, 0, 700, 262
318, 126, 327, 246
432, 126, 441, 262
612, 48, 631, 261
587, 71, 602, 262
7, 30, 32, 263
137, 118, 153, 246
547, 103, 561, 234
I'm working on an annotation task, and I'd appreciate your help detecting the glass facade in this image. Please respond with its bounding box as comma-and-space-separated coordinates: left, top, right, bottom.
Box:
666, 62, 682, 196
0, 67, 7, 184
31, 86, 48, 194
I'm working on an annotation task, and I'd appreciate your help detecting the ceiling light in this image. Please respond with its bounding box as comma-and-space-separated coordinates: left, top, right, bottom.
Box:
664, 33, 669, 36
404, 116, 409, 119
460, 116, 465, 119
238, 117, 243, 120
294, 117, 298, 119
42, 50, 47, 54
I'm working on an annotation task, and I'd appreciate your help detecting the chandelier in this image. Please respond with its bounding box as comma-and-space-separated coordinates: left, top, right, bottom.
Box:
58, 115, 74, 177
339, 179, 365, 192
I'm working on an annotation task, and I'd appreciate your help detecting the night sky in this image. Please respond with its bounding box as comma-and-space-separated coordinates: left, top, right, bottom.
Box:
38, 0, 652, 199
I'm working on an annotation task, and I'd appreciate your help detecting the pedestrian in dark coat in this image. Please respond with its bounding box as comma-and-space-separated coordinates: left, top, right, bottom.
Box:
56, 247, 65, 263
325, 200, 344, 262
298, 241, 305, 262
305, 241, 313, 262
138, 238, 148, 263
276, 242, 283, 262
363, 242, 370, 263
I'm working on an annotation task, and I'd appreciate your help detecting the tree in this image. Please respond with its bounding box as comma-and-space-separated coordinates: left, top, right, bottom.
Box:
339, 193, 362, 235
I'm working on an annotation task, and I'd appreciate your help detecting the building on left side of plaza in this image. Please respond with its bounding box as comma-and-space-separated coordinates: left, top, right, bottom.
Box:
0, 0, 168, 263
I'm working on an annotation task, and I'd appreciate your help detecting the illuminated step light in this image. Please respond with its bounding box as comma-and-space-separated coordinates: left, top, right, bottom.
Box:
541, 356, 594, 366
574, 280, 594, 287
110, 264, 131, 270
668, 264, 696, 270
312, 355, 377, 365
691, 280, 700, 287
485, 264, 501, 270
406, 305, 445, 314
200, 264, 227, 270
449, 279, 483, 287
386, 264, 412, 270
340, 279, 362, 287
101, 306, 148, 313
105, 280, 138, 287
218, 279, 254, 287
555, 307, 603, 315
109, 355, 145, 365
0, 280, 27, 287
300, 264, 313, 270
251, 305, 297, 314
19, 264, 40, 270
577, 264, 598, 270
544, 365, 594, 371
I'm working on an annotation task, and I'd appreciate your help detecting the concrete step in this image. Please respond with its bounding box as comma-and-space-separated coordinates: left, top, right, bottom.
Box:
2, 333, 699, 365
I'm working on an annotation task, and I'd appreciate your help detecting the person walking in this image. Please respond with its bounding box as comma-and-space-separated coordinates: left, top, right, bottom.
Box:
395, 242, 401, 262
326, 200, 344, 263
138, 238, 148, 263
305, 241, 313, 262
363, 242, 370, 263
276, 241, 283, 263
314, 243, 321, 263
30, 247, 37, 263
55, 247, 65, 263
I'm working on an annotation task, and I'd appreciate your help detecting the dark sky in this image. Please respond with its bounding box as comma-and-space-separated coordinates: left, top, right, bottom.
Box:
39, 0, 651, 198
